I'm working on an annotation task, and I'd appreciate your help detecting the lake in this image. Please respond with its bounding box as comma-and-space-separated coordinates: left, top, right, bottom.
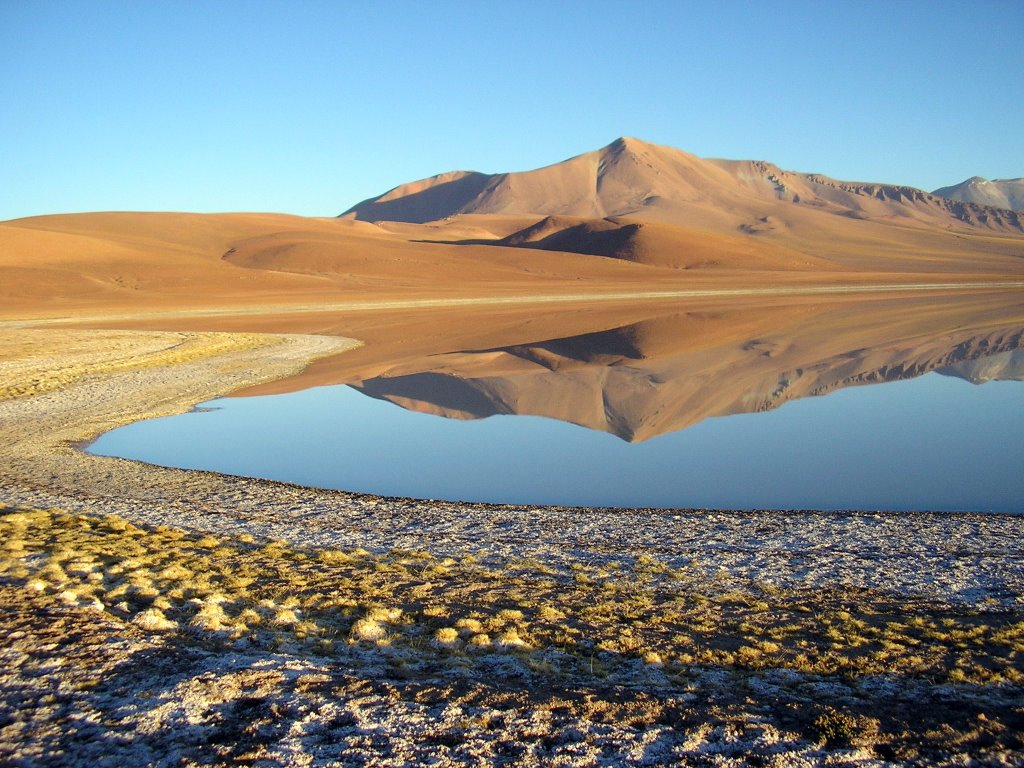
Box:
88, 297, 1024, 512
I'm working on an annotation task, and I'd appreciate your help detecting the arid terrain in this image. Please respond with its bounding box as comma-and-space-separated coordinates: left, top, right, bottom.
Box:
2, 139, 1023, 765
933, 177, 1024, 212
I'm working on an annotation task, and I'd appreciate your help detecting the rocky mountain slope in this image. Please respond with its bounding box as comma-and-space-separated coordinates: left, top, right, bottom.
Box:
932, 177, 1024, 211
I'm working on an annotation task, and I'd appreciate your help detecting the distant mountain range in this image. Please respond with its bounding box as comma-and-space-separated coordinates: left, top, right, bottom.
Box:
3, 137, 1022, 326
932, 177, 1024, 212
343, 137, 1024, 232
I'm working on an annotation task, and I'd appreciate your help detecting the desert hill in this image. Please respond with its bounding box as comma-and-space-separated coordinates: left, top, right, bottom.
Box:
0, 211, 694, 318
477, 215, 836, 271
341, 137, 1024, 277
2, 138, 1023, 328
933, 177, 1024, 212
343, 137, 1024, 235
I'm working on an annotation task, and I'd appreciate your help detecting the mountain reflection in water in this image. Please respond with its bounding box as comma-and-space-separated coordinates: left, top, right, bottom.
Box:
89, 290, 1024, 510
350, 300, 1024, 442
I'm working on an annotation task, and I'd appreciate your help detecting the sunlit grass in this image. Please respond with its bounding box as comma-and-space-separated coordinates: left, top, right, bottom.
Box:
1, 505, 1021, 686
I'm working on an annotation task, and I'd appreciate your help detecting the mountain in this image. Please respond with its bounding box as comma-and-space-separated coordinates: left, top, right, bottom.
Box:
932, 177, 1024, 212
3, 139, 1022, 325
342, 137, 1024, 237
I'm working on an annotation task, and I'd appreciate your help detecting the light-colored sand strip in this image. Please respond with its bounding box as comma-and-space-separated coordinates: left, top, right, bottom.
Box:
0, 328, 356, 447
5, 280, 1023, 327
0, 329, 328, 401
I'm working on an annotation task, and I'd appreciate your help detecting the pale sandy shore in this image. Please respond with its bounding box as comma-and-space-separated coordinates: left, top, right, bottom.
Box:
2, 327, 1023, 766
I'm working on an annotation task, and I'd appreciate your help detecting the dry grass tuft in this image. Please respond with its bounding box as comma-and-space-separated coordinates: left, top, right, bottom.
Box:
1, 505, 1021, 691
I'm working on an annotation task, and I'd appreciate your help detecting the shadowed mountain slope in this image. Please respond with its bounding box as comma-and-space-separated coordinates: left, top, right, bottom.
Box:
490, 215, 836, 271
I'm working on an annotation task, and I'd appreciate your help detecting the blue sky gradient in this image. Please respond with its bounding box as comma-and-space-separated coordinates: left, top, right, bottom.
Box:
2, 1, 1022, 221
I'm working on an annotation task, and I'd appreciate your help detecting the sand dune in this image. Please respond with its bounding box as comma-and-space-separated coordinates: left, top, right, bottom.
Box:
6, 207, 1019, 331
491, 215, 836, 271
0, 211, 691, 319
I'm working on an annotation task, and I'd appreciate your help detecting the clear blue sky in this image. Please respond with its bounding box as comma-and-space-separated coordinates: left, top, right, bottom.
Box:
2, 0, 1022, 221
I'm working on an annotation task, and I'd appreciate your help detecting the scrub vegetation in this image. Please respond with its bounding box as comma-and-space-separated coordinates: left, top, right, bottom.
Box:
6, 506, 1023, 683
2, 504, 1022, 764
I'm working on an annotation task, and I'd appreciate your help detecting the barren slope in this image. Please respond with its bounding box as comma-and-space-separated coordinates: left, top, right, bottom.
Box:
0, 211, 702, 320
340, 137, 1024, 278
933, 177, 1024, 211
487, 215, 837, 271
343, 137, 1024, 236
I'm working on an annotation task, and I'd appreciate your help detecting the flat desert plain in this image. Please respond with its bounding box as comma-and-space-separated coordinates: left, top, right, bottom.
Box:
3, 143, 1024, 766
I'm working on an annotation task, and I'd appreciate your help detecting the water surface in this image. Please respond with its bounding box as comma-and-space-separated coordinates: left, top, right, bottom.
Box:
90, 372, 1024, 512
89, 295, 1024, 512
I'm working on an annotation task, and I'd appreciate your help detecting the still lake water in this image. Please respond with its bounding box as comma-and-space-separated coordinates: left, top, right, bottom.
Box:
90, 372, 1024, 512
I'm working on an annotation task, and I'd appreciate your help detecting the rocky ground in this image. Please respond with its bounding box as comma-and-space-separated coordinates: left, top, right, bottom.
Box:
1, 327, 1022, 766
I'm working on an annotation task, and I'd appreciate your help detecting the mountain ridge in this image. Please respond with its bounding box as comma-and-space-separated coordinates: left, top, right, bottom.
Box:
342, 137, 1024, 236
932, 177, 1024, 212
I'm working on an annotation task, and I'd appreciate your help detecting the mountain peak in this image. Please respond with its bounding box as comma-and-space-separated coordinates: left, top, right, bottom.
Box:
933, 177, 1024, 211
342, 138, 1024, 230
600, 136, 683, 161
605, 136, 649, 151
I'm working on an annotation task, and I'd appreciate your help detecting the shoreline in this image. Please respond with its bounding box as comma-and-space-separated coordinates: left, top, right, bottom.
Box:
1, 325, 1022, 601
2, 324, 1023, 765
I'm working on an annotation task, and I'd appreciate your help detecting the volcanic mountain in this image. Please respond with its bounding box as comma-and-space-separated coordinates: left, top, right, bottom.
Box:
344, 137, 1024, 230
933, 177, 1024, 212
2, 138, 1022, 325
341, 137, 1024, 275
